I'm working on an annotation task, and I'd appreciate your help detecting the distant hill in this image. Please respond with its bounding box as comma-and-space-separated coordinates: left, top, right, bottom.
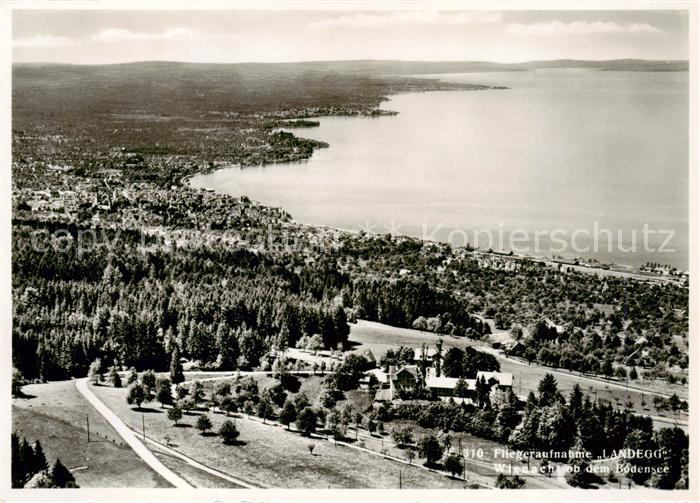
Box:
10, 57, 689, 186
11, 59, 493, 155
264, 58, 690, 73
12, 58, 686, 131
12, 60, 490, 121
14, 58, 688, 76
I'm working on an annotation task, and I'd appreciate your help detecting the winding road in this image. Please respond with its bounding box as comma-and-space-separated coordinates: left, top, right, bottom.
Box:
75, 378, 192, 489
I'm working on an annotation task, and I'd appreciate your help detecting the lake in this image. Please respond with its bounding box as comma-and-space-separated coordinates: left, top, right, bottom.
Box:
190, 69, 689, 269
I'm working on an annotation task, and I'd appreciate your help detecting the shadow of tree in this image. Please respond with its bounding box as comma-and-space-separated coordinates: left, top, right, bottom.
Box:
132, 407, 163, 414
13, 390, 37, 399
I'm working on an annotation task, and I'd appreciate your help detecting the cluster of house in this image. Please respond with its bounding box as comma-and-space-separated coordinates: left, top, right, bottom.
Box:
13, 172, 131, 222
277, 343, 514, 406
359, 348, 513, 406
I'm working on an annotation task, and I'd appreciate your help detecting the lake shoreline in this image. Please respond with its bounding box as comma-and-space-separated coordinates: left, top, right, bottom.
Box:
188, 167, 686, 285
188, 72, 688, 279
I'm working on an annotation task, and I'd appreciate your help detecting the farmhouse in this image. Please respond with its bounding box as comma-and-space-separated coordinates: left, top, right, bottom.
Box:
503, 340, 525, 354
412, 347, 439, 364
366, 342, 516, 404
370, 364, 421, 403
390, 365, 420, 393
359, 368, 389, 390
425, 370, 476, 397
476, 371, 513, 391
488, 331, 514, 349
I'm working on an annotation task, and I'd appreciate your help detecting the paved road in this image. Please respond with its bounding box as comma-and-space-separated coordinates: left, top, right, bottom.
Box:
75, 378, 192, 489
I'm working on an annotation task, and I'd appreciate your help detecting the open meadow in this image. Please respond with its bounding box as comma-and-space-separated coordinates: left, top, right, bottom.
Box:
12, 381, 170, 488
90, 384, 473, 488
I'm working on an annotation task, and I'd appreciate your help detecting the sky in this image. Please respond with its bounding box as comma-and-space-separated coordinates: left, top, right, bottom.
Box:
12, 9, 690, 64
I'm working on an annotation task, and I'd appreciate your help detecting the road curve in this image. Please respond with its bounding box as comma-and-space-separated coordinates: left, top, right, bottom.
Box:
75, 378, 192, 489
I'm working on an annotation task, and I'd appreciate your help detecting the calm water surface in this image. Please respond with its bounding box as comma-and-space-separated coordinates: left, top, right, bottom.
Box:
191, 69, 688, 268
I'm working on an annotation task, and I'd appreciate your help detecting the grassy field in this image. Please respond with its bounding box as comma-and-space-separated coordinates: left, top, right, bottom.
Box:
188, 373, 538, 487
90, 384, 473, 488
152, 450, 242, 488
337, 389, 373, 413
12, 380, 170, 488
354, 416, 571, 489
347, 320, 688, 429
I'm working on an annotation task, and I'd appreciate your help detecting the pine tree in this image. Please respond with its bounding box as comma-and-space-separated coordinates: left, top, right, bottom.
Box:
256, 397, 274, 424
444, 453, 463, 479
332, 306, 350, 349
12, 367, 25, 397
475, 375, 491, 408
51, 458, 78, 488
537, 373, 561, 406
126, 383, 147, 409
18, 437, 36, 481
565, 436, 591, 488
32, 440, 48, 473
87, 358, 102, 384
126, 367, 138, 385
523, 391, 538, 415
11, 434, 27, 488
216, 322, 240, 369
196, 414, 213, 435
170, 346, 184, 384
418, 435, 444, 467
296, 407, 317, 436
156, 377, 173, 407
568, 384, 583, 420
167, 404, 183, 425
219, 419, 240, 444
109, 366, 122, 388
141, 369, 157, 394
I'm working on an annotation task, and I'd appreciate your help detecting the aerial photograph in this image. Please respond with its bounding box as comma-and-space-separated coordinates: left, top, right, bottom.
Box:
2, 1, 695, 496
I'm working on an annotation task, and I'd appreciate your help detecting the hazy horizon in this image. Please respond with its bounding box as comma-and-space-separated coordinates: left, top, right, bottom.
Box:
13, 9, 689, 65
11, 57, 691, 66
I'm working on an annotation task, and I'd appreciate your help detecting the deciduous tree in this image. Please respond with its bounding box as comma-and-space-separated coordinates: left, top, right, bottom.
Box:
418, 435, 443, 467
296, 407, 317, 436
279, 400, 297, 429
444, 453, 463, 478
126, 383, 147, 409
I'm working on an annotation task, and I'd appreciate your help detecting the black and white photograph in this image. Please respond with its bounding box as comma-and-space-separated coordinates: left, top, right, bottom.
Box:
0, 1, 697, 500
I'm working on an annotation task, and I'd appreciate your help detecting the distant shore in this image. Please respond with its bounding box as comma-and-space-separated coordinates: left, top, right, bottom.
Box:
184, 74, 687, 282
